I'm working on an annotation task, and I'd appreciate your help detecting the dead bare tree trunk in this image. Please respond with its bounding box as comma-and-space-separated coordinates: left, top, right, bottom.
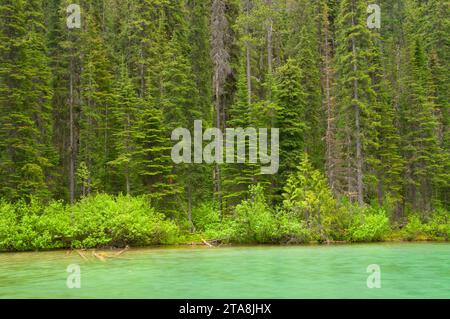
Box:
211, 0, 231, 219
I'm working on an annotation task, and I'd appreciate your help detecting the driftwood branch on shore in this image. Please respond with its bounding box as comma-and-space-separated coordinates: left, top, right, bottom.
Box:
201, 238, 214, 248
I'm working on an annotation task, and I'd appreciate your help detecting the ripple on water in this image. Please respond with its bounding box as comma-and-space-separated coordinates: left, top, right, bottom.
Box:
0, 243, 449, 299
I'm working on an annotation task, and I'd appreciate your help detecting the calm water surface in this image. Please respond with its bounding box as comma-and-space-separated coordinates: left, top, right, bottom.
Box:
0, 243, 449, 298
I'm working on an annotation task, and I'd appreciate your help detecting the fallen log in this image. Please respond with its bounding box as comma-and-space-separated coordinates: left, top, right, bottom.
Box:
114, 245, 130, 256
92, 251, 107, 262
201, 238, 214, 248
76, 250, 88, 261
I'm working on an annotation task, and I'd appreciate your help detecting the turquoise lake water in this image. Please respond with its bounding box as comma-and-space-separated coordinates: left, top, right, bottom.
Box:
0, 243, 449, 299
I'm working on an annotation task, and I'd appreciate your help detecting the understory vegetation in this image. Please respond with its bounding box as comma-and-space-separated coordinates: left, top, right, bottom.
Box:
1, 157, 448, 252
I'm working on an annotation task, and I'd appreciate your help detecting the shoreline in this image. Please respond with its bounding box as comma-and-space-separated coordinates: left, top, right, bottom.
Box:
1, 238, 448, 255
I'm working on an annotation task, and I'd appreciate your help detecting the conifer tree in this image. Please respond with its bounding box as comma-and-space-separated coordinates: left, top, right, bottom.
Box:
108, 61, 139, 195
223, 62, 260, 207
334, 0, 377, 205
78, 3, 114, 196
285, 0, 324, 168
274, 59, 307, 185
400, 38, 446, 213
0, 0, 56, 201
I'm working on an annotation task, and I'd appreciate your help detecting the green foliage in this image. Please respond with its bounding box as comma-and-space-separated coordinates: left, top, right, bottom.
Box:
347, 207, 391, 243
192, 201, 221, 232
402, 215, 426, 241
402, 209, 450, 241
205, 185, 279, 244
423, 209, 450, 241
232, 185, 277, 243
206, 185, 312, 244
0, 199, 69, 250
282, 155, 339, 240
0, 195, 179, 251
0, 0, 56, 202
71, 194, 179, 248
223, 62, 261, 207
276, 210, 312, 244
275, 59, 307, 183
0, 0, 448, 250
108, 61, 140, 195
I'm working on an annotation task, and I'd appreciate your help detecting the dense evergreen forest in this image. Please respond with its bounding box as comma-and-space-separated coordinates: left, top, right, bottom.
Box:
0, 0, 448, 251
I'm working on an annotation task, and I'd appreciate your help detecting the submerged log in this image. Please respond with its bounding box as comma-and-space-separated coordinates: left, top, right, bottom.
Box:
114, 245, 130, 256
92, 251, 107, 262
76, 250, 88, 261
72, 247, 132, 262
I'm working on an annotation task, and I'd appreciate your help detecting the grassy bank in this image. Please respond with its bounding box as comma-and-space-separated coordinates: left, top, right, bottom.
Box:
0, 190, 448, 252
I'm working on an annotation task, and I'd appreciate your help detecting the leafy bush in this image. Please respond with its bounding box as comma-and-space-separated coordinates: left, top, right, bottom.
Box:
402, 215, 426, 241
199, 185, 280, 244
231, 185, 277, 243
71, 194, 179, 248
0, 199, 71, 250
192, 201, 221, 232
0, 201, 19, 250
276, 210, 312, 244
209, 185, 312, 244
282, 155, 341, 241
1, 191, 447, 251
347, 208, 390, 242
203, 218, 238, 243
424, 208, 450, 240
0, 194, 179, 251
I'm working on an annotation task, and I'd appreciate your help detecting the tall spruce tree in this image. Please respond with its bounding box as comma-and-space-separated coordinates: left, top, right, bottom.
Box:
0, 0, 56, 201
334, 0, 378, 205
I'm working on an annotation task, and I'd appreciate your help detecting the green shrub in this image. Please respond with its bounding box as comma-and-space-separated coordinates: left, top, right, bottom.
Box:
347, 208, 390, 242
71, 194, 179, 247
0, 199, 71, 250
0, 194, 179, 251
276, 211, 311, 244
231, 185, 277, 243
192, 201, 221, 232
423, 209, 449, 241
402, 215, 426, 241
204, 218, 238, 242
0, 201, 19, 250
0, 192, 446, 251
201, 185, 278, 244
282, 155, 340, 241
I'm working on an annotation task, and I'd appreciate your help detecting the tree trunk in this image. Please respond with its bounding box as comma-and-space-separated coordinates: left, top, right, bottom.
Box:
216, 98, 222, 217
266, 0, 273, 76
125, 166, 130, 195
126, 112, 131, 195
211, 0, 230, 219
187, 176, 193, 232
246, 0, 252, 106
351, 2, 364, 206
69, 39, 75, 205
321, 2, 336, 192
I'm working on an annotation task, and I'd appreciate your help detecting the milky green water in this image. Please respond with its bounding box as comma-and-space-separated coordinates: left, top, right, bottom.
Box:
0, 243, 448, 299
